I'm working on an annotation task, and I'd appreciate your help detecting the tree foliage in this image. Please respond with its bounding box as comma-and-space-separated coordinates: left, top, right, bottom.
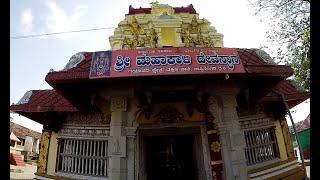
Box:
250, 0, 310, 91
149, 0, 160, 8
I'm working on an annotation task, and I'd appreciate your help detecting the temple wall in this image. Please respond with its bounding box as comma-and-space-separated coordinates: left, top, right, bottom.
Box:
47, 131, 58, 176
35, 79, 303, 180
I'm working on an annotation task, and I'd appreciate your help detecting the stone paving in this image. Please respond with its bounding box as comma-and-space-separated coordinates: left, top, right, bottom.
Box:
9, 162, 310, 180
10, 164, 36, 180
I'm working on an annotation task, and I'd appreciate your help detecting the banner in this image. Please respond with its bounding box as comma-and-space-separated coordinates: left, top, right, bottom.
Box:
89, 47, 245, 79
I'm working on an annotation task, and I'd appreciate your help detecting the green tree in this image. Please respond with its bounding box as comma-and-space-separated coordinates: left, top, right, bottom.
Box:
149, 0, 159, 8
250, 0, 310, 91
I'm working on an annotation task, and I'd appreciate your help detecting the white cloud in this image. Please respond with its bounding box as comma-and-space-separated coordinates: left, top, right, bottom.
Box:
20, 8, 33, 34
41, 1, 88, 40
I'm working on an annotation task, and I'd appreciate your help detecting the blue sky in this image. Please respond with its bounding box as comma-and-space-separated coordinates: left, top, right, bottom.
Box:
10, 0, 310, 132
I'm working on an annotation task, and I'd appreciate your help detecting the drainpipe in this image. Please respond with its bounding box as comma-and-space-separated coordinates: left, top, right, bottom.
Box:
279, 90, 309, 180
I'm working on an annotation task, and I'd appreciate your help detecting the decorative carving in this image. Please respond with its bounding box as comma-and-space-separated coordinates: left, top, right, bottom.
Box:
154, 106, 185, 123
211, 141, 221, 152
62, 52, 85, 71
122, 36, 145, 49
236, 89, 266, 117
108, 136, 126, 157
207, 95, 223, 124
181, 28, 191, 47
204, 36, 215, 47
239, 115, 274, 129
159, 12, 174, 19
111, 96, 127, 112
147, 28, 158, 48
59, 127, 110, 138
17, 90, 33, 105
112, 138, 121, 155
65, 108, 109, 125
122, 16, 146, 49
135, 92, 152, 120
129, 16, 145, 36
192, 31, 205, 46
188, 16, 201, 34
212, 171, 218, 180
253, 49, 276, 65
37, 130, 51, 174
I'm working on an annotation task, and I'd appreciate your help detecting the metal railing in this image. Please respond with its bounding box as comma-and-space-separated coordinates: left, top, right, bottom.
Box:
58, 139, 108, 177
244, 127, 279, 166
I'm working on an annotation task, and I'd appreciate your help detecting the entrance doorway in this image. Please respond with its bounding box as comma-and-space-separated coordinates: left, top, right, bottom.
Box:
144, 135, 195, 180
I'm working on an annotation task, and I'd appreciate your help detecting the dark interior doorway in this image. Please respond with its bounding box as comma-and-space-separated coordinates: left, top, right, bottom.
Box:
144, 135, 195, 180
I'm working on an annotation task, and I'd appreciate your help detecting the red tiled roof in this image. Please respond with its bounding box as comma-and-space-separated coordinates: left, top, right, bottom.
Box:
267, 80, 308, 98
297, 114, 310, 132
10, 122, 41, 139
127, 4, 197, 15
45, 48, 293, 83
10, 89, 78, 112
259, 80, 309, 108
237, 48, 293, 76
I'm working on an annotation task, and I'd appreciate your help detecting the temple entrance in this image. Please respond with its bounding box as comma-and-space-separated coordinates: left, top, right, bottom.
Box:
144, 134, 195, 180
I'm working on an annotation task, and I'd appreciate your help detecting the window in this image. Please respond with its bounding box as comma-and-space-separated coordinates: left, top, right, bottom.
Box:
16, 138, 25, 146
10, 140, 16, 147
244, 127, 279, 166
58, 138, 108, 177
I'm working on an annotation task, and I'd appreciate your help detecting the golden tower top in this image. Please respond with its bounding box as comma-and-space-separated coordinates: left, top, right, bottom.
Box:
109, 4, 224, 50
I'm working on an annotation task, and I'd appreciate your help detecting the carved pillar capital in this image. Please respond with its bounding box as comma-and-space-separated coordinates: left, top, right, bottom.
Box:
111, 96, 127, 112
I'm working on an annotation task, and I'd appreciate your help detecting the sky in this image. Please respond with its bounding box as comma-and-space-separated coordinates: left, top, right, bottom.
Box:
10, 0, 310, 133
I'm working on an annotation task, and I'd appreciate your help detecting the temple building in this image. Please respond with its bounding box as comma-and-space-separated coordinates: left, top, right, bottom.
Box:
10, 4, 309, 180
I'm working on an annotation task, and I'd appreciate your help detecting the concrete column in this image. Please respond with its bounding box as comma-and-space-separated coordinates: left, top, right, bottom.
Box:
109, 96, 128, 180
24, 136, 34, 152
208, 89, 248, 180
220, 93, 248, 180
126, 127, 137, 180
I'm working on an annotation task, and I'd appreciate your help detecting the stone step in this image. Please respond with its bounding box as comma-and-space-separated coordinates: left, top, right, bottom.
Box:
11, 153, 26, 166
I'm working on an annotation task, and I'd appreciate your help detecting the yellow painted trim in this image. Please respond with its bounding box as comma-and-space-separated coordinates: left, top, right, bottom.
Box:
207, 130, 217, 134
275, 120, 288, 161
47, 131, 58, 175
211, 160, 222, 165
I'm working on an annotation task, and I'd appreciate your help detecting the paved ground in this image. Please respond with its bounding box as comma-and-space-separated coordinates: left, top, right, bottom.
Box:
10, 164, 37, 180
10, 162, 310, 179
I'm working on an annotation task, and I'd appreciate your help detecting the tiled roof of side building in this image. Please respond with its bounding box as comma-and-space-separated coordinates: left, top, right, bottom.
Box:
10, 122, 41, 139
297, 114, 310, 132
259, 79, 309, 108
10, 89, 78, 112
